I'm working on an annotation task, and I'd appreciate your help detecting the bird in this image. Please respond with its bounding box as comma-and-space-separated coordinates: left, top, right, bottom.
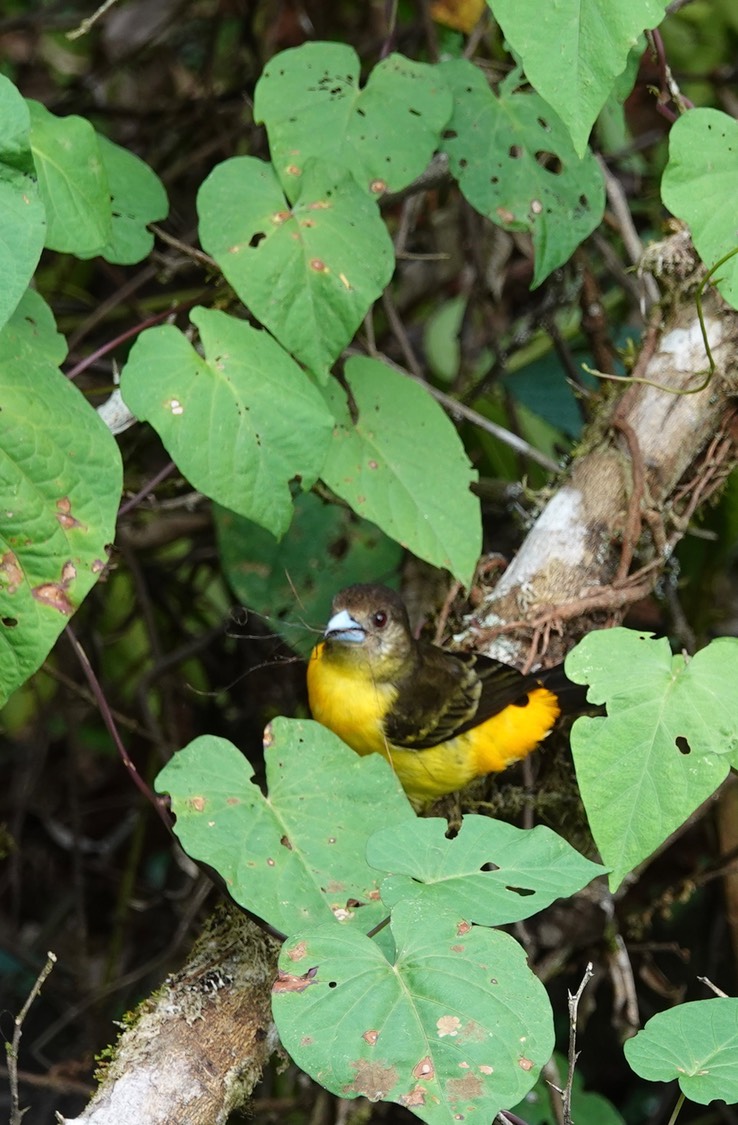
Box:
306, 582, 579, 804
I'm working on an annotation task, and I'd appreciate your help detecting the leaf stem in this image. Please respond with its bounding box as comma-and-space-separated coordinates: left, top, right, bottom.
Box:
666, 1090, 686, 1125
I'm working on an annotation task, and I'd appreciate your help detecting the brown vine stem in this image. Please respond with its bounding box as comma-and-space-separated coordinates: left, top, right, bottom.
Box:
65, 625, 172, 831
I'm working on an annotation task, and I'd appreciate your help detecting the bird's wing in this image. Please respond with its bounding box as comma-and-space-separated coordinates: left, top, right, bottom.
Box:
383, 644, 533, 750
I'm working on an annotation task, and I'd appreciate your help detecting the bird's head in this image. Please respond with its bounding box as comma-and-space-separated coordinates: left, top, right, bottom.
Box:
321, 584, 414, 680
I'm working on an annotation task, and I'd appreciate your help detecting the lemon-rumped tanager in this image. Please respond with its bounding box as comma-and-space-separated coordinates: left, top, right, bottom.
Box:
307, 583, 580, 804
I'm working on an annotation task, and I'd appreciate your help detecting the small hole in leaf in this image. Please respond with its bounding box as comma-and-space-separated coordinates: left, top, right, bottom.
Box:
479, 862, 500, 873
328, 980, 338, 988
676, 735, 691, 755
508, 145, 523, 159
249, 232, 266, 248
2, 616, 18, 628
505, 885, 535, 897
536, 151, 563, 174
443, 128, 458, 139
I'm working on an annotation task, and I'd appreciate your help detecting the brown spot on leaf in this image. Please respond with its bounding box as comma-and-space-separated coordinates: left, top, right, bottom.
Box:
399, 1086, 426, 1107
412, 1057, 434, 1080
519, 1057, 534, 1071
263, 723, 274, 749
287, 941, 308, 962
456, 920, 471, 936
343, 1059, 398, 1101
272, 967, 317, 993
61, 561, 77, 584
338, 272, 352, 290
370, 179, 387, 194
362, 1029, 379, 1045
368, 460, 378, 469
56, 497, 85, 530
447, 1074, 483, 1101
190, 796, 206, 812
226, 797, 240, 806
478, 1065, 494, 1075
91, 559, 106, 574
310, 258, 328, 272
272, 211, 292, 224
0, 552, 23, 594
308, 200, 330, 210
451, 945, 465, 953
459, 1020, 487, 1043
437, 1015, 461, 1037
31, 582, 74, 615
497, 206, 515, 224
286, 164, 301, 176
280, 834, 293, 849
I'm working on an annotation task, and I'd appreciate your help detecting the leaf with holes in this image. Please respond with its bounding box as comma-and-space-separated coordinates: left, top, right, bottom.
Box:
567, 629, 738, 890
662, 108, 738, 309
273, 896, 553, 1125
254, 41, 452, 198
367, 816, 606, 925
198, 156, 393, 378
120, 306, 333, 537
0, 290, 122, 707
155, 718, 414, 936
440, 59, 604, 287
319, 356, 481, 587
491, 0, 668, 156
0, 77, 45, 332
624, 998, 738, 1105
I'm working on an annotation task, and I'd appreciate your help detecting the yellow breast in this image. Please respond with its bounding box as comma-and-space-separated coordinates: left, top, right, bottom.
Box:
307, 643, 561, 804
307, 642, 396, 757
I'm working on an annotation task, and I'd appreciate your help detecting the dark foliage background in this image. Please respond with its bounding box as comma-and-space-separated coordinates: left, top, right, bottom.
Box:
2, 2, 738, 1123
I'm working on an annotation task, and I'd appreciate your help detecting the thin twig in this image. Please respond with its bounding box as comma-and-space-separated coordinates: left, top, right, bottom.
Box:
149, 223, 217, 269
66, 0, 119, 38
8, 952, 57, 1125
65, 626, 172, 831
597, 157, 660, 310
697, 976, 729, 998
562, 962, 594, 1125
118, 460, 176, 517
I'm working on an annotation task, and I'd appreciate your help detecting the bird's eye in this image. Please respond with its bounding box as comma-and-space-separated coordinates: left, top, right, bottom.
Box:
372, 610, 388, 628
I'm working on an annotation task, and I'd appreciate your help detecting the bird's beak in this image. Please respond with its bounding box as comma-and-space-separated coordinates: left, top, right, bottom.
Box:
325, 608, 365, 644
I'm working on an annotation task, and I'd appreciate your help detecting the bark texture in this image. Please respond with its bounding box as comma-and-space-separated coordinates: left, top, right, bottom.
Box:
475, 231, 738, 668
58, 904, 280, 1125
59, 232, 738, 1124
